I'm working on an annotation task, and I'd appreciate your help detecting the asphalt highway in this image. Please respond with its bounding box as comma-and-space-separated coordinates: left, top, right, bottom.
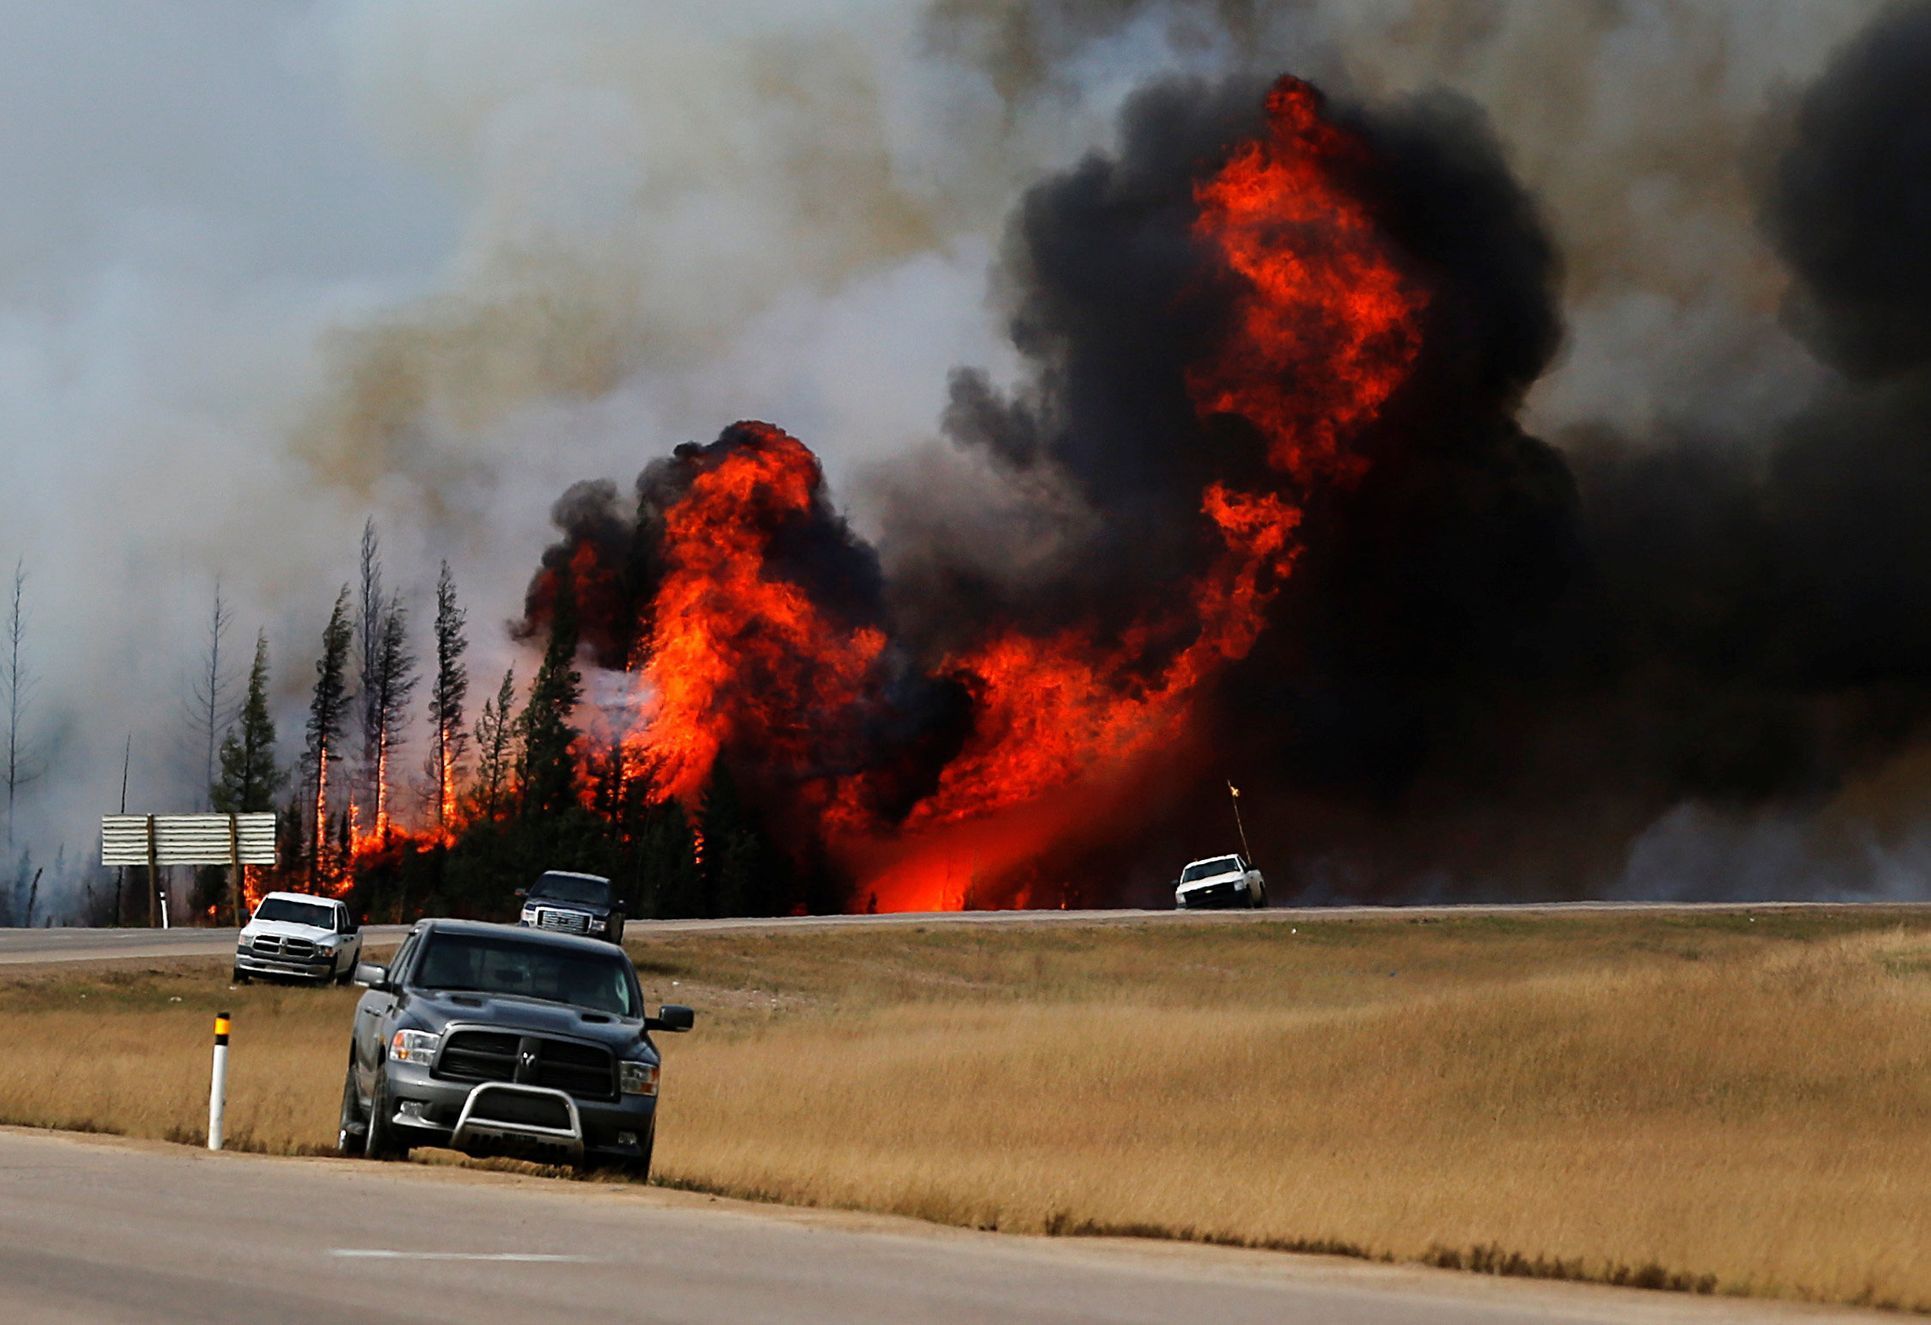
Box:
4, 900, 1922, 966
0, 923, 413, 965
0, 1129, 1885, 1325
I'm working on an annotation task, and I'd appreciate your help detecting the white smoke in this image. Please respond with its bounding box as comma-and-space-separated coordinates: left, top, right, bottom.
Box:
0, 0, 1895, 917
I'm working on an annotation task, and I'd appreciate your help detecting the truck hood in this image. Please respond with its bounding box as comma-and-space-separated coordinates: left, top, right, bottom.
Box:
240, 920, 338, 943
407, 989, 646, 1048
1176, 870, 1244, 893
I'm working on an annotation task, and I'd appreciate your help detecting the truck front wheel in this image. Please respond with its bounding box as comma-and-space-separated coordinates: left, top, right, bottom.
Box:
363, 1073, 411, 1161
337, 1060, 366, 1155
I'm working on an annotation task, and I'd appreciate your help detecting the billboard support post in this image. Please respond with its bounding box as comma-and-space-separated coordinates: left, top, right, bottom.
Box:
227, 814, 243, 925
145, 814, 159, 929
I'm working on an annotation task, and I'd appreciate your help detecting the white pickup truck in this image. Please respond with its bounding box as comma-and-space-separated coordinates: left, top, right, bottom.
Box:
1173, 854, 1268, 910
234, 891, 363, 985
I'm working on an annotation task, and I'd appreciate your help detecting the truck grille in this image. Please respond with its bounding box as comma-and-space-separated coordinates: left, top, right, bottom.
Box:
435, 1030, 617, 1101
533, 908, 590, 934
251, 935, 317, 959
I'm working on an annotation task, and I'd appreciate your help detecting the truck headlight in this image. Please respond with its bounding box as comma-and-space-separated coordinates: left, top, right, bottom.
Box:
389, 1029, 441, 1064
587, 917, 607, 932
521, 907, 537, 922
619, 1061, 659, 1096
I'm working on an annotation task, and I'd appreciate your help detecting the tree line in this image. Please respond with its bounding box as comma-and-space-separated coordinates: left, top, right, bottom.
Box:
194, 520, 802, 926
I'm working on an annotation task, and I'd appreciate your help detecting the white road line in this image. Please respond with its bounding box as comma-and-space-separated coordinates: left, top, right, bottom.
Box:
328, 1249, 602, 1263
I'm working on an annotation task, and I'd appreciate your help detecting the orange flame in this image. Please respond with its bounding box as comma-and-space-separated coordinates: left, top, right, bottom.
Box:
848, 77, 1426, 907
1186, 76, 1426, 486
526, 76, 1427, 914
622, 422, 887, 810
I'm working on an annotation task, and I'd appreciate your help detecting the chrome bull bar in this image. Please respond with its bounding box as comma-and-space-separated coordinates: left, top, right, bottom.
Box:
447, 1083, 584, 1158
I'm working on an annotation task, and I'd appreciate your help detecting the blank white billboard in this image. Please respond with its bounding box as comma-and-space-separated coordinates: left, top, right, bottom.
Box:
101, 814, 278, 867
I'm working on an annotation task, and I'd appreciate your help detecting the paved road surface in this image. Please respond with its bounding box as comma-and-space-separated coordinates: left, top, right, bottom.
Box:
0, 1129, 1884, 1325
0, 924, 413, 965
4, 901, 1922, 966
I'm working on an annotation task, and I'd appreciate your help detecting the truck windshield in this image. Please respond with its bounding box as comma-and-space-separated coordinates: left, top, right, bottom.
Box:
254, 898, 337, 929
1180, 857, 1241, 882
412, 933, 635, 1017
530, 874, 611, 906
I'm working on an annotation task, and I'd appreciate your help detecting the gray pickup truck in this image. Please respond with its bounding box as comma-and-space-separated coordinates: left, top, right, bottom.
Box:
338, 919, 693, 1179
517, 870, 625, 943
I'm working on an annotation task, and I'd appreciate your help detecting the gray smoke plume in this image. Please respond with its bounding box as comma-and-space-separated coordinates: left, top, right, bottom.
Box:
3, 0, 1922, 917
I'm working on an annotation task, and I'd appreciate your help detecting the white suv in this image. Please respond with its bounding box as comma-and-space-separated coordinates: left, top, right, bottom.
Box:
234, 891, 363, 985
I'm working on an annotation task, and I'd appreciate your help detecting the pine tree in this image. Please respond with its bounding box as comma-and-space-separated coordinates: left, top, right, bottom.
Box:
305, 587, 354, 886
355, 518, 383, 818
519, 575, 582, 818
699, 764, 785, 917
367, 598, 417, 841
277, 789, 305, 892
470, 668, 519, 820
639, 801, 703, 919
427, 560, 469, 830
214, 631, 287, 814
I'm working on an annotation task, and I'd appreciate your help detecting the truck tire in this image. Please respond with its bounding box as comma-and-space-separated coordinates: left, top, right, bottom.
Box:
363, 1073, 411, 1162
621, 1127, 655, 1182
584, 1124, 653, 1182
337, 1060, 366, 1155
232, 965, 250, 985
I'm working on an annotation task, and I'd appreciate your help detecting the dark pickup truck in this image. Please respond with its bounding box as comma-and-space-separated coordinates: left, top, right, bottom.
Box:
518, 870, 626, 944
338, 919, 693, 1178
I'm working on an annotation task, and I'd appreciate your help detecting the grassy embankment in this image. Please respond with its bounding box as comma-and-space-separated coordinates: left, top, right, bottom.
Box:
0, 909, 1926, 1311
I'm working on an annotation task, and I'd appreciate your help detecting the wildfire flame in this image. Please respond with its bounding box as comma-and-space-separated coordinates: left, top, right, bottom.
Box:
514, 75, 1430, 914
848, 76, 1426, 908
621, 423, 889, 812
1186, 77, 1426, 486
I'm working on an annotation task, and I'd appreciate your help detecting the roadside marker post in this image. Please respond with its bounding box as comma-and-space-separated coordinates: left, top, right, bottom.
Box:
209, 1012, 231, 1152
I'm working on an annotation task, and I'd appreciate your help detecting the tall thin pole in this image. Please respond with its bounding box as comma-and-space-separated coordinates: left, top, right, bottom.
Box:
209, 1011, 230, 1151
116, 735, 130, 925
1228, 780, 1253, 866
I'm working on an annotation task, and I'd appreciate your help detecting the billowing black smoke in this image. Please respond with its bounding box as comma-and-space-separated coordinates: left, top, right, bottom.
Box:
524, 1, 1931, 903
521, 425, 891, 673
878, 73, 1594, 898
888, 2, 1931, 901
520, 423, 970, 832
1766, 0, 1931, 381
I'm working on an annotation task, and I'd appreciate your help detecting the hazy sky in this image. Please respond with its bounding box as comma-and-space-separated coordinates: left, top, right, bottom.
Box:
0, 1, 1889, 908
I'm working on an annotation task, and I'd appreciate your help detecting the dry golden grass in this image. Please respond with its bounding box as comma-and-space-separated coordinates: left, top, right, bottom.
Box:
1, 910, 1926, 1310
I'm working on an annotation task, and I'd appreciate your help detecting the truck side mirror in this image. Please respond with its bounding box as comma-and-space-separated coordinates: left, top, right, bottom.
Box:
513, 887, 528, 899
353, 962, 390, 991
647, 1004, 695, 1033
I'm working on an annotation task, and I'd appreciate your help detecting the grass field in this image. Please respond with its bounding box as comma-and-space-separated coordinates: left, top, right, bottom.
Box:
1, 909, 1927, 1311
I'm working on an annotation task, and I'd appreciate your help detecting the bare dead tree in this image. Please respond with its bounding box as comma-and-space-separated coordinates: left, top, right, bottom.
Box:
184, 579, 236, 809
3, 560, 42, 848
